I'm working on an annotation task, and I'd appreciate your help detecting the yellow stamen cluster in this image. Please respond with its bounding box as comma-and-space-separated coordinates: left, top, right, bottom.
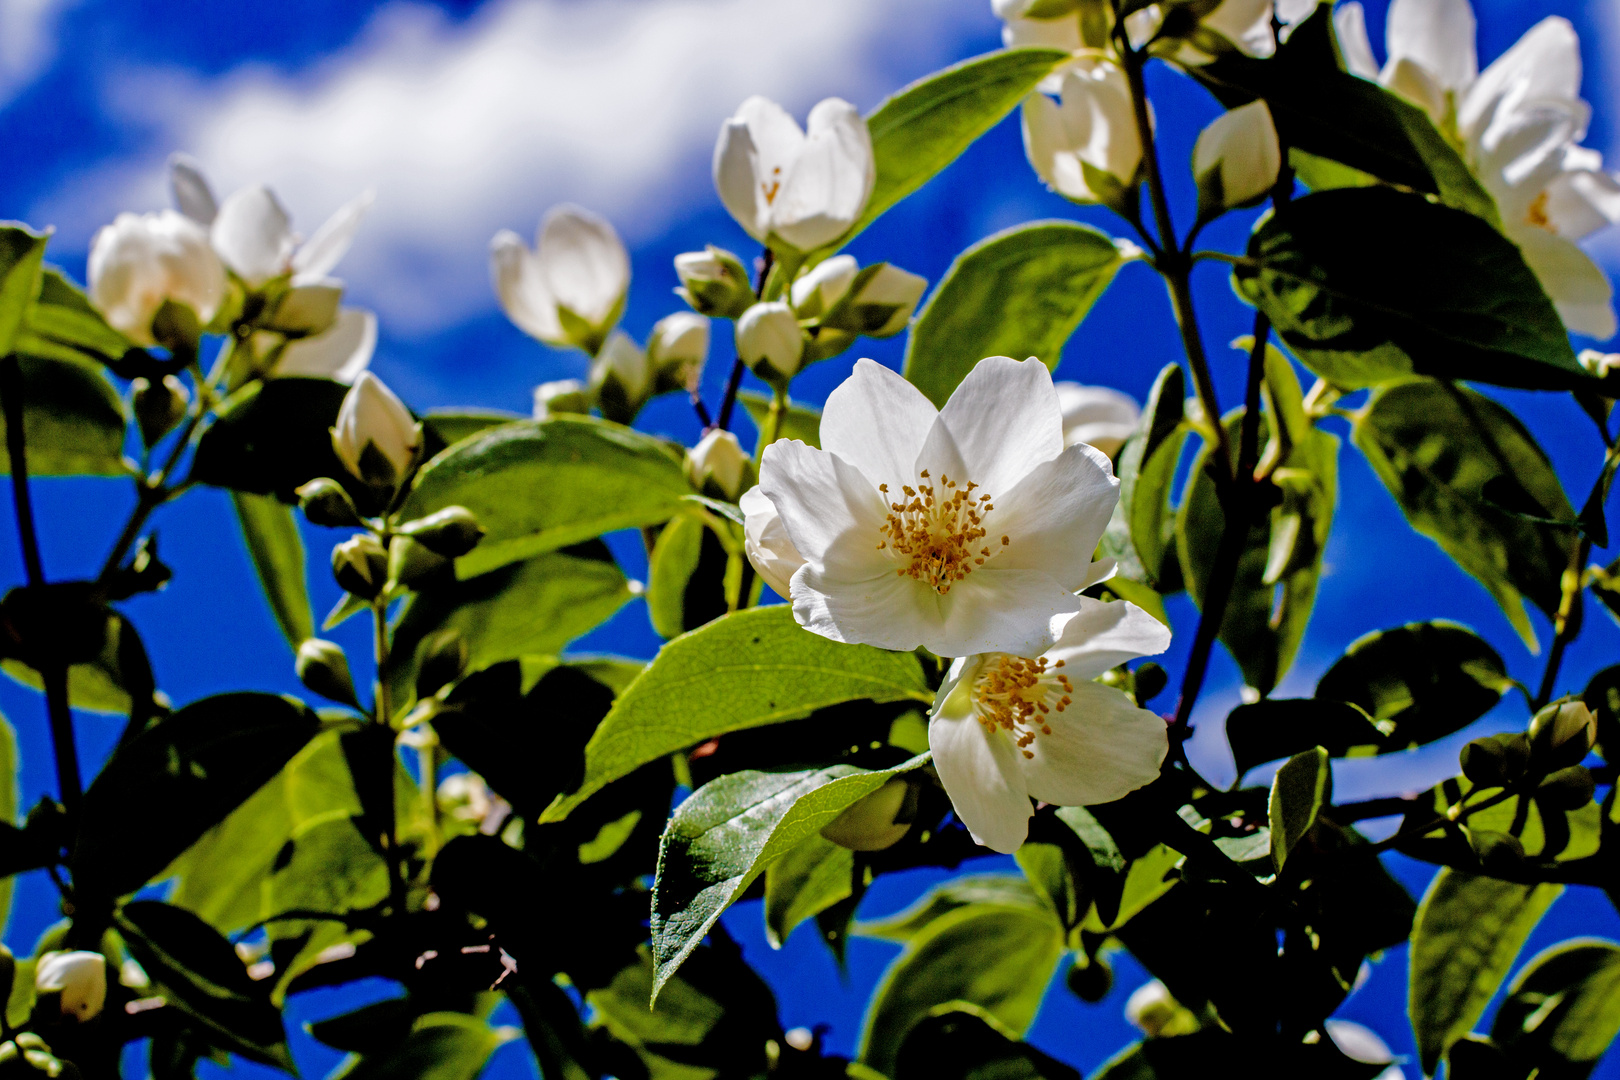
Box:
1526, 190, 1553, 231
973, 655, 1073, 760
876, 470, 1008, 593
763, 166, 782, 206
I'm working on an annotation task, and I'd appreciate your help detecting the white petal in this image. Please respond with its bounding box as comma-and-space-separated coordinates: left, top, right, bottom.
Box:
1511, 225, 1616, 339
537, 205, 630, 327
1202, 0, 1276, 59
1385, 0, 1476, 91
990, 443, 1119, 589
791, 253, 859, 313
736, 95, 809, 196
791, 561, 940, 651
1544, 169, 1620, 240
1021, 94, 1076, 198
1045, 595, 1173, 678
1019, 681, 1167, 806
820, 358, 939, 488
489, 230, 564, 344
931, 568, 1083, 657
1380, 56, 1448, 125
1476, 99, 1587, 199
168, 154, 217, 225
268, 279, 343, 335
1056, 382, 1140, 428
741, 485, 807, 597
773, 98, 875, 251
929, 694, 1033, 854
935, 356, 1066, 497
757, 439, 890, 575
1461, 17, 1581, 142
1334, 3, 1380, 80
274, 308, 376, 383
1001, 13, 1082, 53
212, 185, 297, 286
713, 118, 765, 241
291, 188, 375, 282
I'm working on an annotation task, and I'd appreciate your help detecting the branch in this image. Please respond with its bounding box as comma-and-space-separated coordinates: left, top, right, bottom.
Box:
712, 247, 775, 434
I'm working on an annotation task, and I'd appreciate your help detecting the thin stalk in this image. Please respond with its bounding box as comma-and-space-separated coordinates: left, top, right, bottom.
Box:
1532, 435, 1620, 708
372, 599, 406, 914
763, 385, 788, 447
712, 247, 775, 434
96, 395, 208, 583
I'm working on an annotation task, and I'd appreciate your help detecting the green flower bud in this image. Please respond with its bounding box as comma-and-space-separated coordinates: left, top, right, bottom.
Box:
416, 629, 469, 699
1469, 829, 1525, 872
297, 478, 363, 528
331, 533, 388, 599
296, 638, 359, 708
132, 375, 190, 448
1536, 765, 1596, 810
387, 534, 450, 590
1066, 956, 1112, 1002
1460, 733, 1532, 788
398, 505, 485, 558
819, 778, 914, 851
674, 246, 754, 319
1530, 700, 1597, 770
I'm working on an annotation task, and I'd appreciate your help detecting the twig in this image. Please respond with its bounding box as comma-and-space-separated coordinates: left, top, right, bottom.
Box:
712, 247, 775, 434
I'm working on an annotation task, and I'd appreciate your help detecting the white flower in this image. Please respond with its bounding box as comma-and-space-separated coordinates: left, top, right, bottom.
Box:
1337, 0, 1620, 337
793, 256, 928, 338
271, 308, 376, 383
87, 210, 227, 346
714, 96, 876, 252
999, 8, 1083, 94
188, 166, 373, 289
1021, 58, 1143, 204
1325, 1021, 1404, 1080
687, 429, 749, 501
491, 205, 630, 353
736, 302, 806, 383
929, 598, 1170, 852
36, 951, 107, 1022
647, 311, 710, 392
533, 379, 591, 420
740, 485, 807, 598
1054, 382, 1141, 456
332, 372, 420, 487
752, 357, 1120, 657
1193, 100, 1282, 212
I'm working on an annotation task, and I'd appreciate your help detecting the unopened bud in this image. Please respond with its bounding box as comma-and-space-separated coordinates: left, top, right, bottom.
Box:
35, 951, 106, 1023
1192, 101, 1281, 218
297, 478, 362, 528
398, 506, 484, 558
674, 246, 753, 319
0, 945, 14, 1006
387, 534, 450, 589
1530, 701, 1597, 769
736, 302, 805, 385
591, 331, 650, 424
417, 629, 470, 698
1469, 829, 1525, 872
1460, 733, 1532, 789
331, 372, 421, 490
1124, 979, 1198, 1038
685, 430, 751, 502
332, 533, 388, 599
295, 638, 359, 708
648, 312, 710, 395
819, 778, 913, 851
1066, 956, 1112, 1002
1536, 765, 1596, 809
132, 375, 190, 448
819, 262, 928, 338
533, 379, 591, 420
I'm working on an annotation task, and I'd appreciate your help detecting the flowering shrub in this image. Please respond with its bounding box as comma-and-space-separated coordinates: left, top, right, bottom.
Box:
0, 0, 1617, 1078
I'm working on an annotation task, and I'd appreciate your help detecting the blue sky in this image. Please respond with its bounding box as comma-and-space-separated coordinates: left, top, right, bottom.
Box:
4, 0, 1620, 1076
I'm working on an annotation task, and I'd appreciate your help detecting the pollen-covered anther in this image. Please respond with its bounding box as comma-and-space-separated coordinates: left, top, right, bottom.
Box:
972, 655, 1074, 759
878, 472, 1003, 592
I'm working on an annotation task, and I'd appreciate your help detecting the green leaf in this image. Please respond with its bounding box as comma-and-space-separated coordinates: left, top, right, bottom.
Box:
231, 491, 314, 651
116, 900, 291, 1068
1269, 746, 1330, 871
825, 48, 1070, 255
1315, 620, 1514, 749
1409, 869, 1563, 1075
333, 1012, 517, 1080
1235, 189, 1583, 391
263, 812, 390, 1000
388, 543, 632, 710
190, 377, 354, 499
0, 712, 17, 935
0, 225, 48, 356
0, 355, 127, 476
650, 754, 930, 998
400, 416, 692, 578
894, 1007, 1082, 1080
16, 268, 135, 367
646, 513, 708, 640
1492, 941, 1620, 1076
1117, 363, 1187, 590
73, 692, 323, 900
1354, 382, 1574, 647
903, 221, 1129, 407
764, 834, 853, 949
541, 606, 930, 822
1411, 776, 1601, 862
739, 391, 821, 453
1226, 699, 1386, 777
422, 410, 523, 448
1, 611, 155, 715
859, 902, 1065, 1077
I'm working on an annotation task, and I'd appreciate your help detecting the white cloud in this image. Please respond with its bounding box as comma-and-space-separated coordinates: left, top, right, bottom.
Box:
0, 0, 73, 108
41, 0, 989, 332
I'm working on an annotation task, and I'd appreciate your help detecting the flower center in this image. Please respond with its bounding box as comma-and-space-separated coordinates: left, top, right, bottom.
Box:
972, 655, 1074, 760
876, 470, 1008, 594
1526, 190, 1555, 232
763, 166, 782, 206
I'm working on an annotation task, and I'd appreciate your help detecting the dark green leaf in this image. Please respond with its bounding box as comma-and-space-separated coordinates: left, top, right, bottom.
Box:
17, 268, 136, 367
332, 1012, 517, 1080
1492, 941, 1620, 1077
646, 514, 710, 640
763, 834, 853, 949
232, 491, 314, 651
0, 225, 48, 356
541, 606, 931, 822
1236, 189, 1582, 391
1226, 698, 1386, 777
739, 391, 820, 454
903, 222, 1129, 407
1117, 363, 1187, 590
1269, 746, 1330, 871
856, 875, 1046, 944
190, 377, 353, 500
0, 355, 127, 476
1354, 381, 1575, 646
422, 410, 523, 448
1409, 869, 1563, 1075
894, 1007, 1081, 1080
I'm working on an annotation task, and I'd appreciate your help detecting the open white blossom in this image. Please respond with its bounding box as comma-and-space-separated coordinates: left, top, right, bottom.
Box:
269, 308, 376, 383
332, 372, 419, 487
929, 598, 1170, 853
740, 485, 806, 598
750, 356, 1119, 657
1055, 382, 1141, 456
714, 96, 875, 252
1021, 57, 1142, 204
491, 205, 630, 353
1337, 0, 1620, 338
87, 210, 227, 345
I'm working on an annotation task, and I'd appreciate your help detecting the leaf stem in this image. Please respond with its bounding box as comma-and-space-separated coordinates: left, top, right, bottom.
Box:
712, 247, 776, 434
763, 385, 787, 448
371, 598, 408, 915
96, 376, 209, 583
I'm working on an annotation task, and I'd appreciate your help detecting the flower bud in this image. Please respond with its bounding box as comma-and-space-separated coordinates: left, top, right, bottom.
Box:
790, 255, 859, 319
1022, 59, 1142, 208
591, 331, 650, 424
437, 772, 492, 837
1469, 829, 1525, 872
740, 486, 807, 598
1192, 101, 1282, 217
533, 379, 591, 420
87, 210, 226, 347
1536, 765, 1596, 810
295, 638, 359, 708
264, 281, 343, 336
1580, 349, 1620, 379
332, 533, 388, 599
674, 247, 754, 319
1530, 701, 1597, 769
297, 478, 363, 528
1066, 956, 1112, 1002
387, 535, 450, 590
1459, 732, 1532, 788
686, 430, 750, 502
331, 373, 421, 490
1124, 979, 1198, 1038
821, 263, 929, 338
35, 951, 106, 1023
416, 629, 469, 699
1056, 382, 1141, 456
648, 312, 710, 395
131, 375, 190, 448
736, 302, 805, 384
820, 778, 914, 851
397, 505, 485, 558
